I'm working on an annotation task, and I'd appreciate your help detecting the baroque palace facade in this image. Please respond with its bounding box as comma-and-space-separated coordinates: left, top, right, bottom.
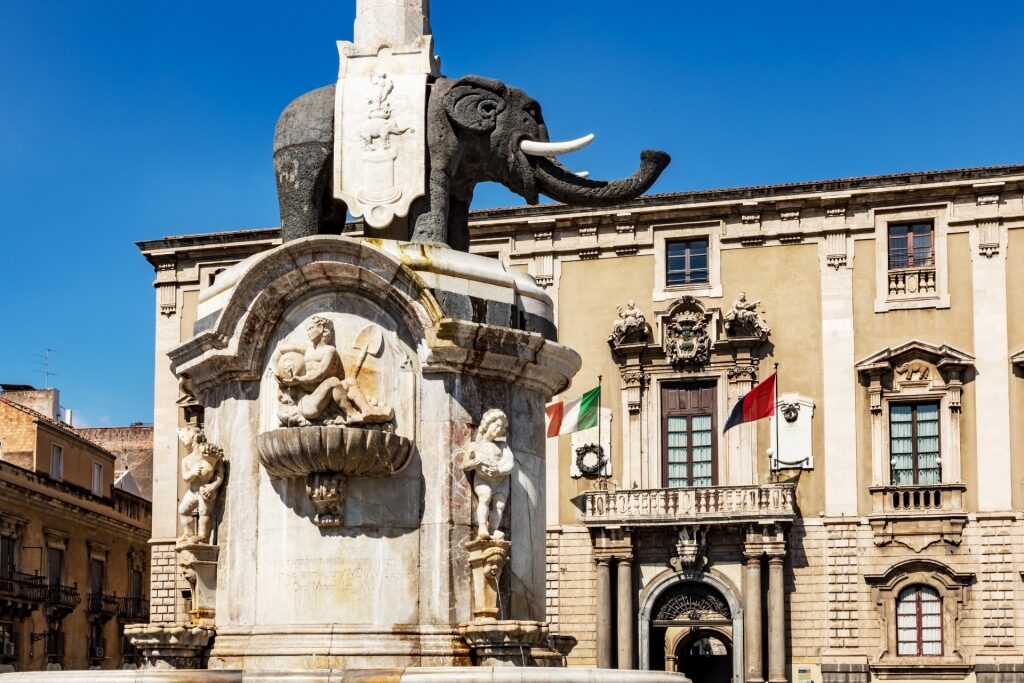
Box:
139, 164, 1024, 683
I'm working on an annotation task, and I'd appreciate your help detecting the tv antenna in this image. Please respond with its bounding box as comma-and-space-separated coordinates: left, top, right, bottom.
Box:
33, 348, 59, 388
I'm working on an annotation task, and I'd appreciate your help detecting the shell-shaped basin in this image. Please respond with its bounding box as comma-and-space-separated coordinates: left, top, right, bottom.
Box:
255, 426, 413, 479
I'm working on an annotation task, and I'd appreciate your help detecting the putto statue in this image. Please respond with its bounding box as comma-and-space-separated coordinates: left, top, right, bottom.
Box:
461, 409, 515, 540
724, 292, 770, 339
177, 426, 225, 544
273, 315, 392, 427
609, 300, 649, 345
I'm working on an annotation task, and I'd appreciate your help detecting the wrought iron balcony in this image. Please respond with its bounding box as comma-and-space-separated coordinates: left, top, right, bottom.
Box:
582, 483, 797, 527
116, 596, 150, 623
44, 584, 80, 618
0, 570, 46, 605
86, 592, 119, 621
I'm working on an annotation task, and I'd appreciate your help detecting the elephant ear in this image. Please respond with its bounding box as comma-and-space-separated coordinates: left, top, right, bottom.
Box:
445, 76, 508, 133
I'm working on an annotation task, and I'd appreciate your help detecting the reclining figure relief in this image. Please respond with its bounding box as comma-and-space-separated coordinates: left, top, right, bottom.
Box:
273, 315, 393, 427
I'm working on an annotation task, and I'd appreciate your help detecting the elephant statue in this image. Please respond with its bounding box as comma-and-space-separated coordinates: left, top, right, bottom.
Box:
273, 75, 671, 250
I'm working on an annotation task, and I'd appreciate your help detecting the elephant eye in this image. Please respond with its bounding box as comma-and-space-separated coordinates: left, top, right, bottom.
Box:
525, 104, 541, 121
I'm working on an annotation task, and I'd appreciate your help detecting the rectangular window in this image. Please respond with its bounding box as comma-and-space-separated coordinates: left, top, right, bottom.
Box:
50, 445, 63, 481
91, 462, 103, 496
888, 222, 934, 269
662, 382, 717, 487
666, 238, 709, 286
890, 402, 940, 485
46, 547, 63, 586
0, 537, 14, 575
89, 558, 105, 595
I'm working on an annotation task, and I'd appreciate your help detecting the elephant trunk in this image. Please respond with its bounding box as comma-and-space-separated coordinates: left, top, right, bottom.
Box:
531, 150, 670, 207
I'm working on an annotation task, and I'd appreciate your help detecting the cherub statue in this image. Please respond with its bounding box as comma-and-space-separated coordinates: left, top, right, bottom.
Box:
609, 300, 648, 344
177, 425, 225, 544
273, 315, 392, 426
460, 409, 515, 540
724, 292, 770, 337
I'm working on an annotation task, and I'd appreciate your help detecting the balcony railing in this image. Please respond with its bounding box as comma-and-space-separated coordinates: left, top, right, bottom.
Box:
583, 483, 797, 526
887, 266, 936, 297
44, 584, 81, 617
869, 483, 966, 515
86, 592, 119, 621
0, 570, 46, 603
116, 596, 149, 623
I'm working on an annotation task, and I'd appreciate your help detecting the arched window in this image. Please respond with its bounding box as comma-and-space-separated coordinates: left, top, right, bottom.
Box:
896, 585, 942, 656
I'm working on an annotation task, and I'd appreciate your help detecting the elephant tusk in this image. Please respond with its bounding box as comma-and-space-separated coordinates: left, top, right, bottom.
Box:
520, 133, 595, 157
574, 171, 590, 178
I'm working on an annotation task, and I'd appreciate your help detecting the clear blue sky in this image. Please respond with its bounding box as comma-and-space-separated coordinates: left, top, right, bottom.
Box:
1, 1, 1022, 426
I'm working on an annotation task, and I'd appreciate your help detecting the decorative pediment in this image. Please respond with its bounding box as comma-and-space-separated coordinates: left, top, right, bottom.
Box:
660, 296, 714, 368
856, 340, 974, 382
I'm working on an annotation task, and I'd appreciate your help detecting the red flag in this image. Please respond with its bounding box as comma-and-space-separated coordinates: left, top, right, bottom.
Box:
723, 373, 776, 431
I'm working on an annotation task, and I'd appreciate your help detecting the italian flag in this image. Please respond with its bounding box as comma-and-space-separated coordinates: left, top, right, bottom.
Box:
546, 386, 600, 437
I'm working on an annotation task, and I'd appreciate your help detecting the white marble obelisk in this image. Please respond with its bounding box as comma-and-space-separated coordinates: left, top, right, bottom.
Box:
334, 0, 440, 231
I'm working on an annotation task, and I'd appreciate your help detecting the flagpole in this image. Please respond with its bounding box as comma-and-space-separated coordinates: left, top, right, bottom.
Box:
597, 374, 603, 471
773, 362, 779, 472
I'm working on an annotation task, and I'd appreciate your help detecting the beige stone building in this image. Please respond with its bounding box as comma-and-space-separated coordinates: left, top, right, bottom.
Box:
139, 163, 1024, 683
0, 388, 152, 671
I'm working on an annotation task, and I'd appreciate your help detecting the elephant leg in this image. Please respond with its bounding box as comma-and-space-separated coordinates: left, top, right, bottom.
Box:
274, 142, 333, 242
411, 168, 451, 246
446, 194, 472, 252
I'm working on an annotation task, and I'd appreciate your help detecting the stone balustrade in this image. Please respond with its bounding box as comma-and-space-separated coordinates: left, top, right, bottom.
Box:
887, 266, 936, 296
582, 483, 797, 526
869, 483, 966, 514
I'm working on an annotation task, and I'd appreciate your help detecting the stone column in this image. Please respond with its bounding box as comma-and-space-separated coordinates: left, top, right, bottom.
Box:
744, 553, 764, 683
596, 557, 614, 669
616, 557, 635, 669
767, 553, 787, 683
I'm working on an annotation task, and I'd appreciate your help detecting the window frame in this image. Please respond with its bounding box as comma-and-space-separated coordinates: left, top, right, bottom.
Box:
887, 221, 935, 270
665, 238, 710, 288
91, 462, 104, 496
652, 221, 723, 301
896, 584, 943, 657
661, 381, 718, 488
49, 444, 63, 481
888, 401, 941, 486
872, 205, 949, 312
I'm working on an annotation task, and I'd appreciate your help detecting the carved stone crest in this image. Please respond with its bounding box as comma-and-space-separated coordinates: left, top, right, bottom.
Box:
663, 296, 712, 367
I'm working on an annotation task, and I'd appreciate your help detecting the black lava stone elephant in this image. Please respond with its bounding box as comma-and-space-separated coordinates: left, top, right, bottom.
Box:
273, 75, 671, 250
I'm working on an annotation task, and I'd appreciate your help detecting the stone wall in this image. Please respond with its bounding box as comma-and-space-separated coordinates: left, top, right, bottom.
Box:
0, 387, 59, 420
546, 525, 598, 666
77, 425, 154, 500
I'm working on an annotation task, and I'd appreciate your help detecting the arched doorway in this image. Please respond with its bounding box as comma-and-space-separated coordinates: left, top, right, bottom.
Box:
671, 629, 732, 683
639, 571, 743, 683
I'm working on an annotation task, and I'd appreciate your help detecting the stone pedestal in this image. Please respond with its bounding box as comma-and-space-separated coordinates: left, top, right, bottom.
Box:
465, 538, 511, 620
457, 620, 549, 667
125, 623, 215, 670
177, 542, 219, 626
160, 236, 578, 670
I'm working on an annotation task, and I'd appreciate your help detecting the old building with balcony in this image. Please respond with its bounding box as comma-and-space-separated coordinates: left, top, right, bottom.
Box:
0, 390, 152, 671
139, 163, 1024, 683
